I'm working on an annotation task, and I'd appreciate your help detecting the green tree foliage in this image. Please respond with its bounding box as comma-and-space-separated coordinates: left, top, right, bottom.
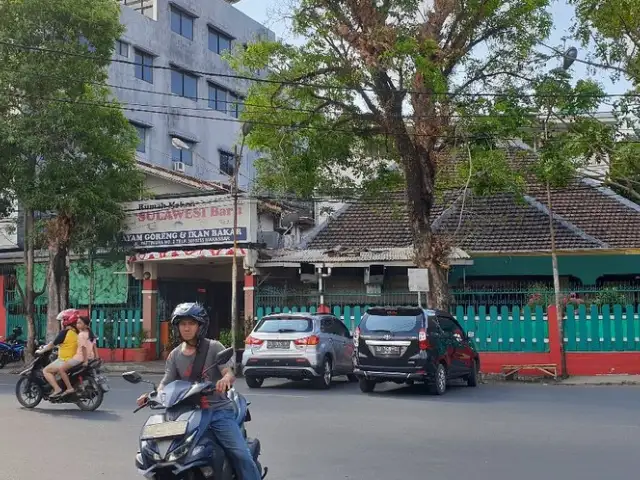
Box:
0, 0, 144, 344
569, 0, 640, 200
229, 0, 621, 307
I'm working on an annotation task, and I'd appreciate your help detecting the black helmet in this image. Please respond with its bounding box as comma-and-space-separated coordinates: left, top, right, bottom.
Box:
170, 302, 209, 344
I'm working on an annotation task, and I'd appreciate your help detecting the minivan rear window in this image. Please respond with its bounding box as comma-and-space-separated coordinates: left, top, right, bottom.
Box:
361, 310, 422, 334
255, 317, 313, 333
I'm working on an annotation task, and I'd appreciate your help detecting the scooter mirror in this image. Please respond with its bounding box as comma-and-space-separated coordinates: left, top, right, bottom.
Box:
122, 371, 143, 384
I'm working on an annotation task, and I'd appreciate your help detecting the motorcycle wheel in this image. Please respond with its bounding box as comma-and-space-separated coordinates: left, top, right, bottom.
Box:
76, 377, 104, 412
15, 377, 43, 408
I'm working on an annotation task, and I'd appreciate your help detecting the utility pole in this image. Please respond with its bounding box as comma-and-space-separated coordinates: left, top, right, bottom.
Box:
230, 122, 253, 372
230, 144, 241, 371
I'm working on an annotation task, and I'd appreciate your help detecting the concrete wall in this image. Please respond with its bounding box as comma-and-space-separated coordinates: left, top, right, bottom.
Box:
113, 0, 274, 189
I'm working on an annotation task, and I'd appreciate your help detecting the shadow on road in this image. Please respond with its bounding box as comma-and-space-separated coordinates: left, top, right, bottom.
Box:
256, 376, 356, 391
23, 407, 122, 421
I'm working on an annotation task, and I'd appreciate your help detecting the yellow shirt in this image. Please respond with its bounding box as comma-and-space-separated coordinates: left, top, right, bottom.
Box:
53, 329, 78, 361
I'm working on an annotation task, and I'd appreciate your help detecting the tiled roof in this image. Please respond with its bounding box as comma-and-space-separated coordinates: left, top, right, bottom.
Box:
305, 179, 640, 253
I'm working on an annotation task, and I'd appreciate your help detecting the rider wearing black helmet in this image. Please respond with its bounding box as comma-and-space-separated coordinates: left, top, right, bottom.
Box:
136, 302, 261, 480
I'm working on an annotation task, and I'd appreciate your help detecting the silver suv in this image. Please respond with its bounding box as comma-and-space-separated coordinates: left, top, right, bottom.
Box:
241, 313, 356, 389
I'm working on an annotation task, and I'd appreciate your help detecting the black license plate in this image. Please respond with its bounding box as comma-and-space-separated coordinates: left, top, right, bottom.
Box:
267, 340, 290, 349
374, 345, 401, 355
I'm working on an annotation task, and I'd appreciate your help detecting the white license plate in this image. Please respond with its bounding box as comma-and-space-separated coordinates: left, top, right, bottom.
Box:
141, 421, 188, 440
268, 340, 290, 349
375, 345, 401, 355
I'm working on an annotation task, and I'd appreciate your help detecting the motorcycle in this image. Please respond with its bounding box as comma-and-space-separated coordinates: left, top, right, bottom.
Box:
123, 347, 267, 480
14, 349, 110, 411
0, 327, 26, 368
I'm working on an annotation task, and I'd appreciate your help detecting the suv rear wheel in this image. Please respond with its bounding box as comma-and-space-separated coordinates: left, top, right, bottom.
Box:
313, 357, 332, 389
245, 376, 264, 389
466, 360, 479, 387
359, 378, 376, 393
430, 363, 447, 395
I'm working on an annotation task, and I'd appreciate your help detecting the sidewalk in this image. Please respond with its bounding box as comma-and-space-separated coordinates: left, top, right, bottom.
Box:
102, 361, 166, 375
557, 375, 640, 386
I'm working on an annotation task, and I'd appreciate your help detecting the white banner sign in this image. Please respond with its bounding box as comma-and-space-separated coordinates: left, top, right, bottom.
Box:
122, 195, 257, 249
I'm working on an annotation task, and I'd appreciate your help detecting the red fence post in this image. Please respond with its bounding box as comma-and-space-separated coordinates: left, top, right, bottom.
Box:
546, 305, 564, 376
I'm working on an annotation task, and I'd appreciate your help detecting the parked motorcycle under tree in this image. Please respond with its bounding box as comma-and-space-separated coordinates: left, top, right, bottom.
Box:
141, 420, 188, 440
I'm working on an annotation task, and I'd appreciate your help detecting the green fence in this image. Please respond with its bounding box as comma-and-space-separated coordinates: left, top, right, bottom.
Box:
92, 308, 144, 349
564, 304, 640, 352
255, 304, 550, 353
3, 276, 142, 344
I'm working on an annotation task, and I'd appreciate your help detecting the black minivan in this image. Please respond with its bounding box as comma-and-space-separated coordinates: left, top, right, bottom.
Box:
353, 307, 480, 395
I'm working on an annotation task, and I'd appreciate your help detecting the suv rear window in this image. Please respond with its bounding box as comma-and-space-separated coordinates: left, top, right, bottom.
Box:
361, 308, 423, 334
255, 317, 313, 333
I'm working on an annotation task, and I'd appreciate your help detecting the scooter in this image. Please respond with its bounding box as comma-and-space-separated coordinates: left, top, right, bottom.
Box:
123, 347, 267, 479
0, 327, 26, 368
14, 349, 109, 411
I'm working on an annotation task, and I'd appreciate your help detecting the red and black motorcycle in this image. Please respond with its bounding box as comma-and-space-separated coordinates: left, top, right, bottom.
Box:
15, 350, 109, 411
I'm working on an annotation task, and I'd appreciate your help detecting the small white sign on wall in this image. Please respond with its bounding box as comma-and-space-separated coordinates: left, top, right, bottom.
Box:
408, 268, 430, 292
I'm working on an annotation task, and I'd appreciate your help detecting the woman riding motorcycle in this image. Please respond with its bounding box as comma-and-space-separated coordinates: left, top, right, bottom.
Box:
136, 302, 262, 480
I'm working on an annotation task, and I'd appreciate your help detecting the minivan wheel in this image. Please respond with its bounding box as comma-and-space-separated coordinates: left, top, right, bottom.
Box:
313, 357, 332, 389
430, 363, 447, 395
466, 360, 479, 387
359, 378, 376, 393
245, 376, 264, 389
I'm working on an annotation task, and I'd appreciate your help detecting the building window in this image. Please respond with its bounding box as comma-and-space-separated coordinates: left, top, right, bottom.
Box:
171, 138, 194, 166
121, 0, 154, 18
228, 93, 244, 118
171, 68, 198, 100
208, 84, 244, 117
134, 49, 153, 83
132, 124, 147, 153
170, 6, 194, 41
208, 84, 228, 113
208, 27, 233, 55
116, 40, 129, 57
219, 150, 235, 176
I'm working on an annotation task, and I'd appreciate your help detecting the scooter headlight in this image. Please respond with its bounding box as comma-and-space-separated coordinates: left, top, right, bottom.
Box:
167, 430, 198, 462
141, 441, 162, 461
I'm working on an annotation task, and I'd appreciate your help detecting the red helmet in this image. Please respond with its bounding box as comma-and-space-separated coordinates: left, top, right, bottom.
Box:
56, 309, 82, 328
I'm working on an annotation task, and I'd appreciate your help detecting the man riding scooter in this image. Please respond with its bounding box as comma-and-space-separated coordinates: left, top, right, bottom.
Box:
136, 303, 262, 480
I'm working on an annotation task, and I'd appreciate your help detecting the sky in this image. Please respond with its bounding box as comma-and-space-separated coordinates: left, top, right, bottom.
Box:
234, 0, 632, 97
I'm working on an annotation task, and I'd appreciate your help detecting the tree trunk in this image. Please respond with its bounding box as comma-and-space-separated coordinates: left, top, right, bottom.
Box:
46, 216, 72, 341
403, 148, 450, 310
46, 243, 69, 341
23, 208, 36, 360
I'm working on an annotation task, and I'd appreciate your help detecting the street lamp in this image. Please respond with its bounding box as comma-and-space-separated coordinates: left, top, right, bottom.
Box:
230, 121, 253, 372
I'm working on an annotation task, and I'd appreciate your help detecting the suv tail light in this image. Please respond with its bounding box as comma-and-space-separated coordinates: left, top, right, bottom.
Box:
353, 327, 360, 347
245, 336, 264, 346
294, 335, 320, 346
418, 328, 430, 350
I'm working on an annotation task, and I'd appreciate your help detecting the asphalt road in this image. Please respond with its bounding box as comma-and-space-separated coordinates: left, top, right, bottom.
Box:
0, 374, 639, 480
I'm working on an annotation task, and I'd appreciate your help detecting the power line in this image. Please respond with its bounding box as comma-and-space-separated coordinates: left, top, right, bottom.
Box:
6, 91, 630, 141
1, 39, 637, 99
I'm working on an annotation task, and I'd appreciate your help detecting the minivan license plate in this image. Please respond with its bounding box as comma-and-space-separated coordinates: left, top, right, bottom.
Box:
375, 345, 401, 355
268, 340, 290, 349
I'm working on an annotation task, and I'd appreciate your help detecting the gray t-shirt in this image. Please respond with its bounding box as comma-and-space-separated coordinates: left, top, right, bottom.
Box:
159, 339, 234, 411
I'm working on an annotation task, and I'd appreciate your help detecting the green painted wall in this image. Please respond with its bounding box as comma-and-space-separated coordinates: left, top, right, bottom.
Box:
449, 254, 640, 285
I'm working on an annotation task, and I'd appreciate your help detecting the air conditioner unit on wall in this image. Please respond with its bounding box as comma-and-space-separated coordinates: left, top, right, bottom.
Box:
257, 231, 282, 249
173, 161, 185, 173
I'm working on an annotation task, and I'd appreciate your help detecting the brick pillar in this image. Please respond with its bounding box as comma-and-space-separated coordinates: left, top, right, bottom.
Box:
0, 276, 6, 338
547, 305, 564, 376
142, 262, 158, 361
243, 273, 256, 337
